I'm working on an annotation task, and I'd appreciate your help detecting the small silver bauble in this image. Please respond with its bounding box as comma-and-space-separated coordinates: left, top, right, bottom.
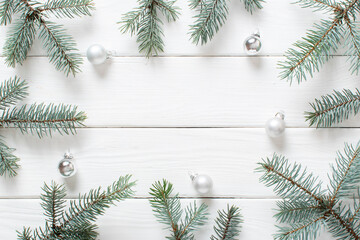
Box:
58, 153, 77, 178
190, 173, 213, 194
244, 32, 262, 55
265, 112, 286, 138
86, 44, 108, 65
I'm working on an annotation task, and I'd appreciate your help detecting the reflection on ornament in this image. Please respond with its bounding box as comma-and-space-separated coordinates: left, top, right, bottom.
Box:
244, 31, 262, 55
58, 152, 77, 178
189, 172, 213, 194
86, 44, 109, 65
266, 112, 286, 138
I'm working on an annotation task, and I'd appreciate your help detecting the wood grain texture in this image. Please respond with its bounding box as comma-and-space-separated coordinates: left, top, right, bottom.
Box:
0, 128, 358, 198
0, 199, 333, 239
0, 0, 327, 56
0, 56, 359, 128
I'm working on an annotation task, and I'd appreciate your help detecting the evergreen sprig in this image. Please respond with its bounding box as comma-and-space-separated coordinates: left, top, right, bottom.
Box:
17, 175, 136, 240
257, 141, 360, 240
0, 0, 95, 76
149, 179, 242, 240
189, 0, 264, 45
0, 76, 86, 177
305, 88, 360, 127
279, 0, 360, 83
119, 0, 180, 57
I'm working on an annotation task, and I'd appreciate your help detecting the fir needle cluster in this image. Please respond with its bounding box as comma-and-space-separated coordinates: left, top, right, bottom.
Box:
18, 175, 136, 240
189, 0, 264, 45
150, 179, 243, 240
0, 0, 95, 76
257, 141, 360, 240
306, 88, 360, 127
119, 0, 181, 58
279, 0, 360, 84
0, 76, 86, 178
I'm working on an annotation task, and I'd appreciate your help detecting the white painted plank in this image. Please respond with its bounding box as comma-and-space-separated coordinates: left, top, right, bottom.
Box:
0, 57, 359, 128
0, 199, 333, 239
0, 128, 358, 198
0, 0, 327, 56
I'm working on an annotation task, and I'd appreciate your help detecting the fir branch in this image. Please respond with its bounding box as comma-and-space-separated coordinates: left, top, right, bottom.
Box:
241, 0, 264, 14
344, 19, 360, 75
258, 142, 360, 240
40, 181, 67, 229
179, 202, 208, 239
305, 89, 360, 127
275, 200, 325, 224
0, 138, 19, 177
3, 12, 37, 68
275, 216, 325, 240
210, 205, 242, 240
0, 0, 19, 25
257, 154, 325, 204
278, 19, 342, 84
0, 76, 28, 110
119, 0, 180, 57
40, 0, 94, 18
0, 103, 87, 138
18, 176, 136, 240
2, 0, 94, 76
329, 142, 360, 201
58, 175, 135, 231
37, 20, 82, 76
149, 179, 183, 239
189, 0, 229, 45
280, 0, 360, 83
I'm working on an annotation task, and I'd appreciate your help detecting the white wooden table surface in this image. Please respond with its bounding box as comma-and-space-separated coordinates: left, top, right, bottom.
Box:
0, 0, 357, 239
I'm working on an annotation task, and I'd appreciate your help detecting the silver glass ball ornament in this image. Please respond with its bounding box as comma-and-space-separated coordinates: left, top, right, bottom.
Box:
190, 173, 213, 194
86, 44, 108, 65
244, 32, 262, 55
265, 112, 286, 138
58, 153, 77, 178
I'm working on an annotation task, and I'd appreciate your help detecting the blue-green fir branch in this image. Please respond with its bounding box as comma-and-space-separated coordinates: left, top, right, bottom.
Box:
257, 141, 360, 240
18, 175, 136, 240
2, 0, 95, 76
210, 205, 242, 240
1, 103, 86, 138
41, 0, 95, 18
119, 0, 180, 57
0, 76, 28, 110
0, 138, 19, 177
305, 89, 360, 127
150, 180, 243, 240
189, 0, 264, 45
279, 0, 360, 83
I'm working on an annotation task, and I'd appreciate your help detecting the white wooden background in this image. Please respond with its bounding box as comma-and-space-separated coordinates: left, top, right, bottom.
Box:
0, 0, 358, 239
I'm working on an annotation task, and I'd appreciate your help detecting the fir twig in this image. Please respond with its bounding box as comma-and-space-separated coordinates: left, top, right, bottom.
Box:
257, 141, 360, 240
189, 0, 264, 45
2, 0, 95, 76
0, 103, 86, 138
210, 205, 242, 240
18, 175, 136, 239
305, 89, 360, 127
0, 76, 28, 110
119, 0, 180, 57
279, 0, 360, 83
0, 138, 19, 177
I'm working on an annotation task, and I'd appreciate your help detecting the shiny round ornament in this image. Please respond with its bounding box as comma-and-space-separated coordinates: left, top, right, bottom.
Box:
86, 44, 108, 65
58, 153, 77, 178
266, 112, 286, 138
244, 32, 262, 55
190, 173, 213, 194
